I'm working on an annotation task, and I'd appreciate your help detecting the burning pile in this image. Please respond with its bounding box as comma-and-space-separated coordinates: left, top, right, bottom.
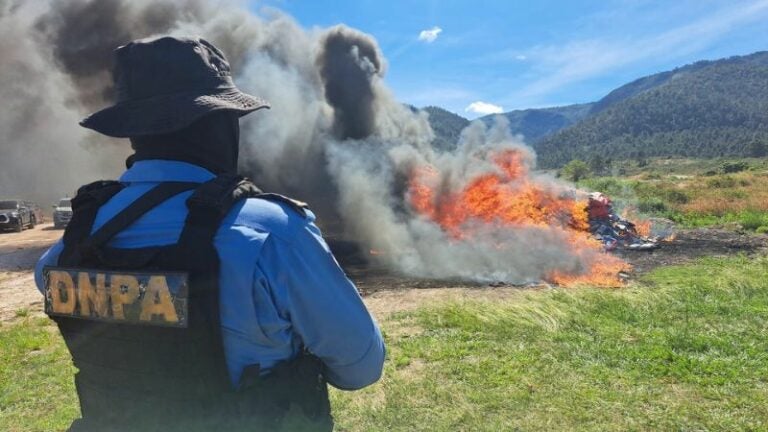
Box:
404, 144, 630, 287
587, 193, 660, 251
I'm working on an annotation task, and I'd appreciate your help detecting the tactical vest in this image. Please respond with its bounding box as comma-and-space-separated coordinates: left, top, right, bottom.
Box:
43, 175, 332, 432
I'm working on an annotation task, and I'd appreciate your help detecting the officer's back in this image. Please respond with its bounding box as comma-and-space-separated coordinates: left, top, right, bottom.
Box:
35, 36, 385, 432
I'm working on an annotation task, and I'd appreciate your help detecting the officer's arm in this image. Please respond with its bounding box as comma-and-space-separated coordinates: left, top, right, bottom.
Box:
34, 240, 64, 294
257, 220, 386, 391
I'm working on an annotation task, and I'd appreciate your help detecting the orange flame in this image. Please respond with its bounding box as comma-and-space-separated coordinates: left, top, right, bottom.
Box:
634, 219, 652, 238
621, 208, 651, 237
408, 149, 629, 287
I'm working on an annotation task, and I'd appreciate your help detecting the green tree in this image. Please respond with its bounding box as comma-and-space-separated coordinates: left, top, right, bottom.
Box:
720, 161, 749, 174
635, 150, 648, 168
748, 140, 767, 158
588, 154, 610, 175
560, 159, 590, 182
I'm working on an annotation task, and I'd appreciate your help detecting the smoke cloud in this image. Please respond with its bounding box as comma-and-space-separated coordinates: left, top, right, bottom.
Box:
0, 0, 605, 284
318, 26, 385, 140
36, 0, 209, 110
0, 1, 126, 204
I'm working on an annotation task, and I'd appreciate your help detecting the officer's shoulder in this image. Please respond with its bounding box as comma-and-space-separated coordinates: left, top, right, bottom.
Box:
225, 193, 315, 239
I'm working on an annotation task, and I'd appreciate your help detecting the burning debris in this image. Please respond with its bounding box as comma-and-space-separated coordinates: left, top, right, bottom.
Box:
402, 132, 630, 287
587, 192, 662, 251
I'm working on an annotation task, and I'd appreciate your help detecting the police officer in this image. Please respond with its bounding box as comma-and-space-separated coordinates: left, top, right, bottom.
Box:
35, 36, 385, 431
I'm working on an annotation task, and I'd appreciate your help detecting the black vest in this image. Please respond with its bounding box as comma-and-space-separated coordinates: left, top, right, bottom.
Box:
45, 175, 332, 431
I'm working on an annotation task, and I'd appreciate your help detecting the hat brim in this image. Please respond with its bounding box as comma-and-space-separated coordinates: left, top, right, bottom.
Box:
79, 88, 269, 138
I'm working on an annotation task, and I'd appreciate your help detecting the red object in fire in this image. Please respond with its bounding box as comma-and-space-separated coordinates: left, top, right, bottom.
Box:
587, 192, 612, 220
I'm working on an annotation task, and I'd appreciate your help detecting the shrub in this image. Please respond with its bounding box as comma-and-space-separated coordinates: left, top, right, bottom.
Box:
756, 226, 768, 234
706, 176, 737, 188
638, 197, 667, 214
668, 212, 719, 227
738, 211, 768, 231
561, 159, 590, 182
641, 173, 662, 180
579, 177, 627, 197
721, 161, 749, 174
662, 189, 690, 204
730, 190, 748, 199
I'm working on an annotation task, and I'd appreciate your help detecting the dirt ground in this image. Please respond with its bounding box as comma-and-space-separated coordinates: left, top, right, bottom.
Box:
1, 224, 766, 322
0, 223, 62, 321
615, 228, 768, 274
350, 228, 768, 317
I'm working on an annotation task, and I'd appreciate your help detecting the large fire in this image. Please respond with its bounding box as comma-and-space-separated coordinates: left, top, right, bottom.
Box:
407, 149, 629, 287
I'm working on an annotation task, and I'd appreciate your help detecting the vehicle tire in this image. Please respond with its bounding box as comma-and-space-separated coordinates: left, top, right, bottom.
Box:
14, 219, 23, 232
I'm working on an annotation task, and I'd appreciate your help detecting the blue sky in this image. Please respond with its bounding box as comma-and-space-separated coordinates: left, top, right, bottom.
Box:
258, 0, 768, 118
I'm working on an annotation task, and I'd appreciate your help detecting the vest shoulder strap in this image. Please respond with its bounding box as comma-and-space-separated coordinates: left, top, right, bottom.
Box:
184, 175, 310, 218
59, 180, 125, 266
186, 174, 262, 216
176, 175, 263, 253
255, 193, 309, 218
85, 182, 199, 249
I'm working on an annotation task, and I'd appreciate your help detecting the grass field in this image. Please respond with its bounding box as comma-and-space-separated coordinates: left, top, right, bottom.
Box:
3, 255, 768, 431
578, 158, 768, 232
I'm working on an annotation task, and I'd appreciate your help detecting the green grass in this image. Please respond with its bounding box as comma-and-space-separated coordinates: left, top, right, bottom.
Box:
609, 157, 768, 177
578, 167, 768, 232
332, 256, 768, 431
3, 256, 768, 431
668, 210, 768, 231
0, 318, 79, 432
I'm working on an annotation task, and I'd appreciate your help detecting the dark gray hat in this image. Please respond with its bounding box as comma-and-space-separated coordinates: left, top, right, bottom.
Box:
80, 36, 269, 138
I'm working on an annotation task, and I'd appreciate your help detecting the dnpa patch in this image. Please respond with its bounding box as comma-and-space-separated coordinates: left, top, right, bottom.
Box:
43, 267, 188, 327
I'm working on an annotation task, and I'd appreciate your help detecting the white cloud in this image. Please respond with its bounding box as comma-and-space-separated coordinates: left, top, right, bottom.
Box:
418, 26, 443, 43
465, 101, 504, 115
515, 54, 527, 61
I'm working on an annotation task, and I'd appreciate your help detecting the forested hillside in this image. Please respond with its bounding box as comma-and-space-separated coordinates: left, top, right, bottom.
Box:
421, 106, 470, 151
535, 51, 768, 168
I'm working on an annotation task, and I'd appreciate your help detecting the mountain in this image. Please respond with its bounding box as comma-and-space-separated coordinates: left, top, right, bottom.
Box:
535, 51, 768, 168
420, 103, 593, 150
481, 103, 594, 144
421, 51, 768, 164
588, 60, 717, 114
421, 106, 470, 151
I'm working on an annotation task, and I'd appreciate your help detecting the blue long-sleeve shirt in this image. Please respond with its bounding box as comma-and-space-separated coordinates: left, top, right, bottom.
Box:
35, 160, 385, 390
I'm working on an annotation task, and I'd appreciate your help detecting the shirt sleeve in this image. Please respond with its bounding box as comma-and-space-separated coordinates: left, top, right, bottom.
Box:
34, 240, 64, 294
255, 222, 386, 391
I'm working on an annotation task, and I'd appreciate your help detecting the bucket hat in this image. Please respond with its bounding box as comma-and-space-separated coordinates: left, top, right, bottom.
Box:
80, 36, 268, 137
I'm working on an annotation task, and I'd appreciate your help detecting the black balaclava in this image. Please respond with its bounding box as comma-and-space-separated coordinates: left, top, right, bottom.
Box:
129, 110, 241, 174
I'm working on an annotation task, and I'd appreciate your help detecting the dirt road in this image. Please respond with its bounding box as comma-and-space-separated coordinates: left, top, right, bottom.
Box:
1, 225, 766, 322
0, 223, 62, 321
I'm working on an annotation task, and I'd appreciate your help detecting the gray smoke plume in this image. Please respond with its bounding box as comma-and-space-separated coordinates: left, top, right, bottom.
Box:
326, 118, 606, 283
0, 1, 125, 204
0, 0, 610, 284
318, 26, 385, 140
35, 0, 208, 109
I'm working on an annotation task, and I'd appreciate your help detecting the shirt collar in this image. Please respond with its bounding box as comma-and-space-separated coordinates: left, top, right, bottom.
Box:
119, 160, 217, 183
